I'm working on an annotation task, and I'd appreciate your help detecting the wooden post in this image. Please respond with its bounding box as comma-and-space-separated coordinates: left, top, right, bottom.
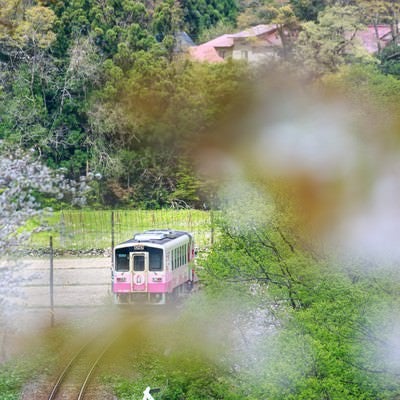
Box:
111, 211, 115, 269
210, 210, 214, 246
50, 236, 54, 327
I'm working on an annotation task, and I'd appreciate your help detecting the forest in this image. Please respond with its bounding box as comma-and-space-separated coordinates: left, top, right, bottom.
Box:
1, 0, 398, 209
2, 0, 400, 399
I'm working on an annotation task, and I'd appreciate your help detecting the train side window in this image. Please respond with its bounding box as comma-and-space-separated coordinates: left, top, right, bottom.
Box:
174, 248, 177, 270
174, 249, 178, 269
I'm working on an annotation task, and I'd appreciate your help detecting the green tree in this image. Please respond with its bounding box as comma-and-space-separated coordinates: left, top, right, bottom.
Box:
378, 42, 400, 76
88, 55, 250, 207
260, 3, 299, 58
201, 189, 400, 398
181, 0, 238, 40
197, 19, 235, 43
355, 0, 400, 58
289, 0, 327, 21
0, 1, 56, 48
295, 5, 373, 77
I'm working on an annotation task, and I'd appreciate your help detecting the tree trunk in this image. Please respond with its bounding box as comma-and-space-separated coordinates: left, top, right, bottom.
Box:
373, 16, 382, 55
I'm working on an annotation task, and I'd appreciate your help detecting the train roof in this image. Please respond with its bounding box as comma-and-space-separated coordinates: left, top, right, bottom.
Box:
117, 230, 192, 246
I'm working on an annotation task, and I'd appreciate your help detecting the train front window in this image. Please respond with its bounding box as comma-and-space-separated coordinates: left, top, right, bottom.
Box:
115, 248, 130, 271
149, 248, 163, 271
134, 256, 145, 271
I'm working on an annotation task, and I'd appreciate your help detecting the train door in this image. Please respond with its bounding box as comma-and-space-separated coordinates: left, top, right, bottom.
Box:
130, 252, 149, 292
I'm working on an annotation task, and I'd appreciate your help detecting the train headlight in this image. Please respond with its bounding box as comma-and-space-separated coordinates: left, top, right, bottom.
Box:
151, 293, 165, 304
116, 277, 127, 282
152, 277, 162, 282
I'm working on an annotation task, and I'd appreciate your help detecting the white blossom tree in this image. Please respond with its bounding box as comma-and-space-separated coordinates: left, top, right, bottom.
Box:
0, 143, 90, 359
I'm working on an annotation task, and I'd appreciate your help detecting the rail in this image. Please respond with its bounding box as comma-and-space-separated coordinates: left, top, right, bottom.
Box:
47, 334, 116, 400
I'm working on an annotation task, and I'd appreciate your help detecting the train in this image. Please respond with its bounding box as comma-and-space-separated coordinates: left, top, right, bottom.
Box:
112, 229, 196, 304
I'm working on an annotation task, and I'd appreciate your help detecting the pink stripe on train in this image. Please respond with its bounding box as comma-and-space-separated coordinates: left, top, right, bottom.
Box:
113, 282, 131, 293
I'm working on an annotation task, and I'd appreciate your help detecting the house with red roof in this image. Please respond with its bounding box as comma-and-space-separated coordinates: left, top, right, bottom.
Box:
188, 23, 395, 64
355, 25, 393, 53
189, 24, 283, 63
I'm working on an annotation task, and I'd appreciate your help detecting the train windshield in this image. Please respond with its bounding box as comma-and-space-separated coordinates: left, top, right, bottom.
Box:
115, 248, 130, 271
149, 248, 163, 271
115, 247, 163, 271
133, 256, 145, 271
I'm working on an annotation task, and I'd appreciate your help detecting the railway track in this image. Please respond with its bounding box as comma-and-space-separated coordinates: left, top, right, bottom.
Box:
47, 333, 116, 400
18, 309, 174, 400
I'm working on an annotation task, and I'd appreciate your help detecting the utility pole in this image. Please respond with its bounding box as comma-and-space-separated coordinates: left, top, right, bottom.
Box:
49, 236, 54, 327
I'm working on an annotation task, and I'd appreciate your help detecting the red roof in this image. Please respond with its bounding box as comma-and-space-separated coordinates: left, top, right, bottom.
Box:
229, 24, 277, 38
188, 24, 279, 63
188, 45, 224, 63
356, 25, 392, 53
206, 34, 234, 48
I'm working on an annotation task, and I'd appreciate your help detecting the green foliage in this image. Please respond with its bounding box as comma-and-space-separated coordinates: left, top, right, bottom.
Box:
320, 64, 400, 123
295, 5, 373, 77
0, 1, 57, 49
0, 0, 246, 209
0, 361, 35, 400
90, 55, 250, 208
378, 43, 400, 77
101, 310, 246, 399
0, 370, 22, 399
201, 197, 310, 309
181, 0, 238, 40
50, 0, 154, 58
27, 209, 212, 249
109, 353, 243, 399
153, 0, 183, 42
197, 19, 235, 43
272, 270, 400, 399
289, 0, 327, 21
168, 162, 201, 208
199, 188, 400, 398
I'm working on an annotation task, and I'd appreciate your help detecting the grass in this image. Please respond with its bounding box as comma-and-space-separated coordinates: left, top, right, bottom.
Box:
0, 327, 66, 399
0, 362, 31, 400
26, 209, 214, 250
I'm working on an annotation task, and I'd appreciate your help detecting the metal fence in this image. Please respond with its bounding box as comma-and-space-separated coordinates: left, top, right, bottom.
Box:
28, 209, 215, 251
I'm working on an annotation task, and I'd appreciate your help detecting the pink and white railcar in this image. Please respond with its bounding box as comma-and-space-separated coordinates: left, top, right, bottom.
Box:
112, 230, 195, 304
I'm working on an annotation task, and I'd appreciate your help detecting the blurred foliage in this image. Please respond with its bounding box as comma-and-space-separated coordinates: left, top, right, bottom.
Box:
199, 192, 400, 399
320, 64, 400, 124
88, 54, 251, 207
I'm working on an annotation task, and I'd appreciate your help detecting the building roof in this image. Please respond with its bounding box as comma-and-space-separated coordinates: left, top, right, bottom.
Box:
356, 25, 393, 53
174, 31, 195, 52
229, 24, 277, 38
188, 24, 279, 63
188, 45, 224, 63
